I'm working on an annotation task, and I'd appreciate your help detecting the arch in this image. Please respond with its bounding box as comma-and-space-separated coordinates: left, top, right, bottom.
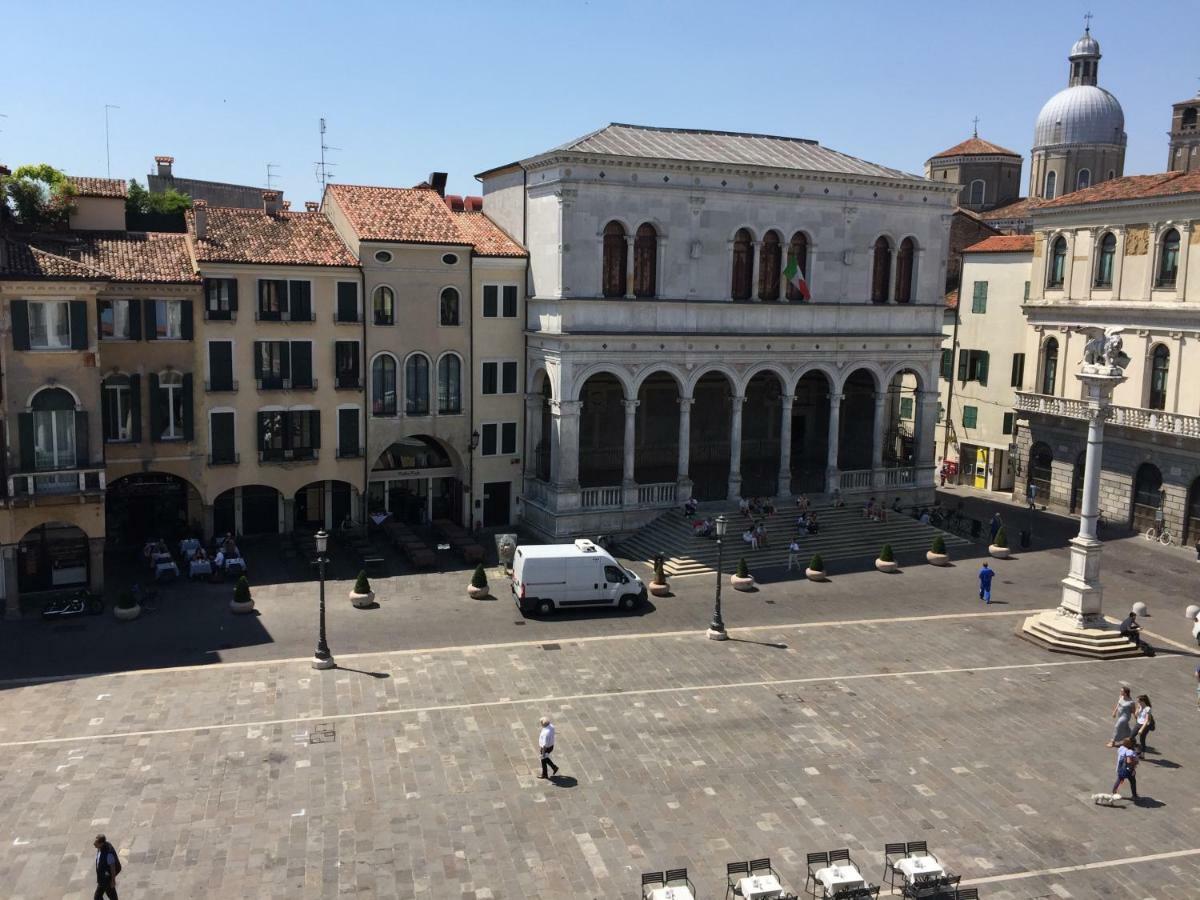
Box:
106, 471, 203, 546
1044, 169, 1057, 199
968, 179, 985, 206
1047, 235, 1067, 288
787, 362, 840, 396
1147, 343, 1170, 410
293, 479, 355, 532
882, 367, 923, 468
436, 351, 462, 414
786, 231, 811, 301
1130, 462, 1164, 532
404, 352, 431, 415
730, 227, 753, 300
883, 362, 926, 394
838, 368, 878, 469
17, 522, 92, 594
836, 362, 883, 395
870, 235, 892, 303
740, 369, 786, 495
372, 284, 395, 326
1028, 441, 1053, 504
214, 484, 282, 537
634, 370, 680, 484
740, 361, 792, 396
602, 220, 627, 298
758, 229, 782, 301
683, 363, 742, 399
570, 362, 635, 401
1186, 476, 1200, 544
894, 237, 916, 304
1076, 168, 1091, 191
1094, 231, 1116, 287
528, 364, 554, 398
631, 364, 686, 396
439, 287, 461, 326
370, 352, 398, 416
791, 369, 832, 492
369, 435, 462, 525
29, 387, 79, 476
1040, 337, 1060, 394
28, 384, 78, 410
373, 435, 458, 471
577, 371, 627, 488
688, 370, 734, 500
1156, 228, 1180, 288
633, 222, 657, 298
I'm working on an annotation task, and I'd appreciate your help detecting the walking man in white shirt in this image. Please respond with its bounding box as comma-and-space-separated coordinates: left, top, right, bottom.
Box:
787, 539, 801, 572
537, 716, 559, 779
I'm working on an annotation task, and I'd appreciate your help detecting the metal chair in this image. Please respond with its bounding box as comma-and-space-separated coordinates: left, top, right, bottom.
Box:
882, 843, 907, 891
666, 868, 692, 889
805, 851, 830, 897
749, 857, 773, 876
906, 840, 930, 858
641, 871, 664, 898
726, 861, 749, 899
828, 848, 851, 866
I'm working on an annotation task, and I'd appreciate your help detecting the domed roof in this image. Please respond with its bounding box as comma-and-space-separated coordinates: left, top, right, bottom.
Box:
1070, 31, 1100, 57
1034, 85, 1125, 147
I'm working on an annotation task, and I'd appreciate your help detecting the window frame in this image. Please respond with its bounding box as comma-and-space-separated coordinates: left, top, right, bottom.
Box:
970, 280, 988, 314
438, 287, 461, 327
335, 281, 360, 324
961, 405, 978, 429
208, 408, 238, 465
1148, 344, 1170, 410
98, 299, 134, 341
372, 285, 395, 326
204, 278, 237, 321
1094, 232, 1116, 288
371, 353, 398, 417
436, 352, 463, 415
968, 179, 985, 206
1047, 235, 1067, 288
27, 299, 73, 350
404, 352, 431, 416
1155, 228, 1180, 288
157, 370, 186, 441
102, 374, 133, 442
479, 421, 518, 457
1010, 352, 1026, 388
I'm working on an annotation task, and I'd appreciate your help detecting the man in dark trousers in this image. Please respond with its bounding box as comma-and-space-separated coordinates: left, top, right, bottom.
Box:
537, 716, 559, 779
93, 834, 121, 900
978, 562, 995, 605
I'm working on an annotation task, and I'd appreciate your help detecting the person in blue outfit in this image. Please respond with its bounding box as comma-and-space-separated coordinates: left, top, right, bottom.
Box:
978, 562, 995, 604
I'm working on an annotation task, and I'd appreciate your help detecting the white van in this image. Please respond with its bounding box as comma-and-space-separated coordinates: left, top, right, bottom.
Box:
512, 539, 646, 616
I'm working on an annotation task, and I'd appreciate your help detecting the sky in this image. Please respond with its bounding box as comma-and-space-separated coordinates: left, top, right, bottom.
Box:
1, 1, 1194, 205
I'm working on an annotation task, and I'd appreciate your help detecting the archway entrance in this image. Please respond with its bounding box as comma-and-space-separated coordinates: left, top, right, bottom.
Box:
106, 473, 202, 547
792, 371, 830, 492
214, 485, 283, 537
1029, 442, 1053, 505
578, 373, 624, 488
18, 523, 90, 594
634, 372, 680, 485
688, 372, 733, 500
883, 369, 920, 468
1130, 463, 1163, 532
838, 369, 876, 470
368, 436, 461, 526
295, 480, 354, 531
741, 371, 783, 496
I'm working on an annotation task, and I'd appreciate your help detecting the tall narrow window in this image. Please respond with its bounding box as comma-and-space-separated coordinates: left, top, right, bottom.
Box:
157, 371, 185, 440
28, 301, 72, 349
1047, 236, 1067, 288
1094, 232, 1116, 287
1156, 229, 1180, 287
895, 237, 916, 304
437, 354, 462, 414
371, 355, 396, 416
1148, 344, 1170, 410
786, 232, 809, 301
439, 288, 460, 326
633, 223, 657, 298
405, 354, 430, 415
335, 341, 360, 389
1076, 168, 1091, 191
871, 236, 892, 303
102, 375, 132, 442
602, 221, 626, 298
1044, 170, 1057, 199
30, 387, 77, 471
730, 228, 753, 300
1041, 338, 1059, 395
373, 286, 395, 325
968, 179, 985, 206
757, 230, 782, 301
971, 280, 988, 314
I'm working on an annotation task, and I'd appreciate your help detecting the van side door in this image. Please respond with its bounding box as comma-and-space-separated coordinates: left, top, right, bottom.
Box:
602, 564, 627, 604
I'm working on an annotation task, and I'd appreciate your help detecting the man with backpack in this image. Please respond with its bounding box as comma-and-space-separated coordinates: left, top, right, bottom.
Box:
93, 834, 121, 899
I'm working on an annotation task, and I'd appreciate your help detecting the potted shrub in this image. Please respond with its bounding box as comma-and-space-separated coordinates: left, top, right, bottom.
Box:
927, 534, 950, 566
875, 543, 899, 573
468, 564, 490, 600
649, 557, 671, 597
730, 556, 755, 591
350, 570, 376, 608
114, 589, 141, 621
229, 576, 255, 614
989, 526, 1011, 560
806, 553, 827, 582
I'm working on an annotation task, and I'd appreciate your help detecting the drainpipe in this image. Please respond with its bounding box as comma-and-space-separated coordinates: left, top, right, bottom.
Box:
940, 260, 964, 480
360, 263, 368, 528
467, 250, 475, 531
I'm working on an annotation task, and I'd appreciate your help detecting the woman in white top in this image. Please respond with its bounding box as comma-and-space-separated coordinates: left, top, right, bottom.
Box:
1133, 695, 1153, 755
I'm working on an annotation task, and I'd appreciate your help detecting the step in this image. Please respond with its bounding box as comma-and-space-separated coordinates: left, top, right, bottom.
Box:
1018, 613, 1144, 660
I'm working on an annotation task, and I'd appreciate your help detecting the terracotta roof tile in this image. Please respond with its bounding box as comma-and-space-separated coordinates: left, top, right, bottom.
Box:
189, 207, 357, 267
450, 211, 526, 257
930, 136, 1020, 159
964, 235, 1035, 253
945, 289, 959, 310
68, 176, 128, 198
1039, 172, 1200, 208
29, 232, 198, 283
0, 239, 110, 280
980, 196, 1048, 222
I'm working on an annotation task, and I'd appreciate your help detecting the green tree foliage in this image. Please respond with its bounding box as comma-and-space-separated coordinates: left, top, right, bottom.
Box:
809, 553, 824, 571
2, 164, 76, 227
931, 534, 946, 554
233, 576, 253, 604
470, 564, 488, 589
735, 557, 749, 578
879, 544, 895, 562
126, 178, 191, 215
353, 570, 372, 594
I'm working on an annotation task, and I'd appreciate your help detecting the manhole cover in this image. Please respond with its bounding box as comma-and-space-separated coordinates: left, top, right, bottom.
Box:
309, 723, 336, 744
541, 643, 561, 651
513, 621, 525, 626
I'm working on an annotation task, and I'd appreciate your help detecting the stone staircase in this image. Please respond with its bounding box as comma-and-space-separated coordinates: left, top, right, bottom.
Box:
618, 503, 971, 577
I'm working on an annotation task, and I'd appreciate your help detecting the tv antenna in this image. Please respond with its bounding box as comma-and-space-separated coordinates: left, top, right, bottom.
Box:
104, 104, 120, 177
315, 117, 340, 190
266, 163, 281, 190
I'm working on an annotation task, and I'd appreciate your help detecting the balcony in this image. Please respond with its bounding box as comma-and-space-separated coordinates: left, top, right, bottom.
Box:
1016, 391, 1200, 439
8, 467, 106, 502
259, 448, 318, 464
256, 377, 317, 391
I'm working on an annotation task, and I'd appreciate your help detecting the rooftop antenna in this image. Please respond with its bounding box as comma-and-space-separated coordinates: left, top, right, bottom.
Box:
266, 163, 280, 190
972, 116, 979, 138
104, 104, 120, 177
315, 117, 340, 191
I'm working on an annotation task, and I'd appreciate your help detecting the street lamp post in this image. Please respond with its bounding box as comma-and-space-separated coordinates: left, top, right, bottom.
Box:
707, 514, 729, 640
312, 529, 335, 670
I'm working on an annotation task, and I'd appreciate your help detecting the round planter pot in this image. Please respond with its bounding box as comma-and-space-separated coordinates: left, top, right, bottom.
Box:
805, 568, 827, 582
988, 545, 1011, 559
229, 598, 255, 615
467, 585, 489, 600
730, 574, 755, 591
926, 551, 950, 566
350, 590, 376, 609
875, 559, 899, 573
114, 603, 142, 621
648, 581, 671, 597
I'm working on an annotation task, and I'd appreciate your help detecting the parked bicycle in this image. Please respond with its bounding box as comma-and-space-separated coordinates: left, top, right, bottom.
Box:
1144, 527, 1173, 546
41, 589, 103, 620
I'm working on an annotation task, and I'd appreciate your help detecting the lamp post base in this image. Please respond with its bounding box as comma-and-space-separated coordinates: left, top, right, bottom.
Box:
312, 655, 336, 670
706, 626, 728, 641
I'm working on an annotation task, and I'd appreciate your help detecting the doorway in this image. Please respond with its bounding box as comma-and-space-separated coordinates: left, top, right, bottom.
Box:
482, 481, 512, 527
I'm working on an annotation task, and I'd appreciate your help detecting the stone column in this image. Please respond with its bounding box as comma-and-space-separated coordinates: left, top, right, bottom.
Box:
676, 397, 694, 501
3, 545, 20, 621
624, 236, 636, 300
88, 537, 105, 595
750, 242, 762, 301
549, 399, 582, 492
1176, 223, 1193, 301
622, 399, 640, 506
524, 393, 544, 479
203, 504, 215, 542
727, 395, 745, 500
914, 389, 940, 489
871, 392, 887, 486
776, 395, 794, 499
825, 392, 843, 494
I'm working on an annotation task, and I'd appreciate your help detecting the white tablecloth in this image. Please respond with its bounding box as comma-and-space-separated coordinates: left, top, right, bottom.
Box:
179, 539, 201, 560
225, 558, 245, 574
647, 887, 694, 900
151, 552, 172, 569
896, 855, 944, 883
155, 561, 179, 578
738, 873, 783, 899
817, 865, 865, 894
189, 560, 212, 577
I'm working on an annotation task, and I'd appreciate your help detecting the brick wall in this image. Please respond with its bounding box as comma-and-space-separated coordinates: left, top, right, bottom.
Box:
946, 212, 1001, 292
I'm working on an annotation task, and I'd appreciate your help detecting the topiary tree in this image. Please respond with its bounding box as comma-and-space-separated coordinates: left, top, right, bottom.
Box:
653, 557, 667, 583
233, 576, 252, 604
809, 553, 824, 571
736, 557, 749, 578
470, 564, 488, 589
353, 570, 371, 594
879, 544, 895, 562
2, 163, 76, 228
931, 534, 946, 554
994, 527, 1008, 548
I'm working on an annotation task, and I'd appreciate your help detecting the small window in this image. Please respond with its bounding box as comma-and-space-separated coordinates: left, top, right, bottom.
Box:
482, 285, 498, 318
157, 371, 186, 440
1047, 236, 1067, 288
968, 179, 985, 206
204, 278, 237, 320
99, 299, 134, 340
437, 355, 461, 415
372, 355, 397, 416
1148, 345, 1170, 410
1156, 229, 1180, 288
971, 281, 988, 314
899, 397, 914, 419
1076, 168, 1091, 191
373, 286, 395, 326
940, 348, 953, 380
154, 299, 184, 339
1010, 353, 1026, 388
405, 354, 430, 415
957, 349, 989, 385
28, 300, 72, 349
102, 374, 133, 442
962, 405, 978, 429
502, 285, 518, 317
442, 253, 458, 265
336, 282, 359, 323
374, 250, 393, 264
1095, 232, 1116, 287
1002, 412, 1015, 435
1044, 170, 1057, 199
439, 288, 460, 326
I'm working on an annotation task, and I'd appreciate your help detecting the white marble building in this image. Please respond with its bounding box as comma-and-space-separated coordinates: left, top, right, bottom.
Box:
478, 124, 959, 537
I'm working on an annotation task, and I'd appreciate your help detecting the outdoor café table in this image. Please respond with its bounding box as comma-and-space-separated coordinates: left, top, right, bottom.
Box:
896, 856, 945, 883
647, 887, 695, 900
155, 560, 179, 579
189, 560, 212, 578
738, 873, 783, 899
816, 864, 865, 896
179, 538, 200, 560
225, 558, 246, 575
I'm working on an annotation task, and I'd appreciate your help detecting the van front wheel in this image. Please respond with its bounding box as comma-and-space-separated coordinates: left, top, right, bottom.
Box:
620, 594, 639, 611
536, 599, 554, 616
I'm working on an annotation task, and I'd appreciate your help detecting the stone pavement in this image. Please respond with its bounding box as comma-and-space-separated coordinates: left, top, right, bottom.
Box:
1, 608, 1198, 898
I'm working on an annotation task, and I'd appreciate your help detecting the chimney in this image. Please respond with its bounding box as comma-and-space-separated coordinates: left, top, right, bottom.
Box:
154, 155, 174, 178
282, 200, 292, 211
0, 164, 10, 177
262, 190, 283, 216
305, 201, 320, 213
427, 172, 448, 197
444, 194, 464, 212
464, 196, 483, 212
193, 199, 208, 239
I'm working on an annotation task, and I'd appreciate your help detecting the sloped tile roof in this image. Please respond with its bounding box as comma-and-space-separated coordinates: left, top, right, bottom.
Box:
964, 235, 1035, 253
1039, 172, 1200, 208
68, 176, 128, 198
980, 196, 1047, 222
451, 211, 526, 257
0, 239, 110, 280
29, 232, 198, 283
945, 288, 959, 310
930, 136, 1020, 159
545, 123, 926, 181
327, 184, 468, 245
189, 207, 357, 267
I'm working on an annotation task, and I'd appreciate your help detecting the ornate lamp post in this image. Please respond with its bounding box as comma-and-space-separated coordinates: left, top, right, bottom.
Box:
312, 529, 335, 670
707, 514, 729, 640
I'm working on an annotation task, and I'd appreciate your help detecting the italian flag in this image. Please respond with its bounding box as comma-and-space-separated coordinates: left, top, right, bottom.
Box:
783, 255, 811, 301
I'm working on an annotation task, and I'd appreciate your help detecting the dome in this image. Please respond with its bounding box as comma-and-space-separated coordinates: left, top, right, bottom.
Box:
1070, 32, 1100, 57
1034, 85, 1125, 147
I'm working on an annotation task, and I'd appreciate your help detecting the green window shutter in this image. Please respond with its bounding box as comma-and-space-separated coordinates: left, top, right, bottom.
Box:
957, 349, 968, 382
144, 300, 158, 340
69, 301, 89, 349
940, 348, 953, 380
899, 397, 914, 419
129, 298, 142, 340
11, 301, 30, 350
149, 373, 163, 441
977, 351, 989, 386
1002, 412, 1014, 435
971, 281, 988, 313
291, 342, 312, 388
129, 374, 142, 443
17, 412, 34, 470
180, 300, 194, 340
1010, 353, 1025, 387
962, 406, 978, 428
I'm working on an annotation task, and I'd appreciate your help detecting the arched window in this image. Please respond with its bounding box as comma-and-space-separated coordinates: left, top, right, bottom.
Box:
1040, 338, 1059, 394
786, 231, 810, 301
1183, 108, 1198, 128
758, 230, 782, 301
1094, 232, 1116, 287
371, 355, 397, 417
1156, 228, 1180, 288
1076, 168, 1091, 191
439, 288, 460, 326
1148, 344, 1170, 410
602, 221, 626, 298
1131, 463, 1164, 532
633, 223, 657, 298
871, 236, 892, 303
437, 354, 461, 414
1047, 236, 1067, 288
405, 353, 430, 416
968, 179, 985, 206
157, 371, 185, 440
730, 228, 753, 300
1044, 170, 1057, 199
894, 237, 916, 304
102, 374, 132, 442
31, 387, 77, 470
372, 286, 394, 326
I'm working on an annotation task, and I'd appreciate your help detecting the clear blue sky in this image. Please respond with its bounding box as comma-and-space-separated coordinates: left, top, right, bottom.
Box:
2, 1, 1192, 205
